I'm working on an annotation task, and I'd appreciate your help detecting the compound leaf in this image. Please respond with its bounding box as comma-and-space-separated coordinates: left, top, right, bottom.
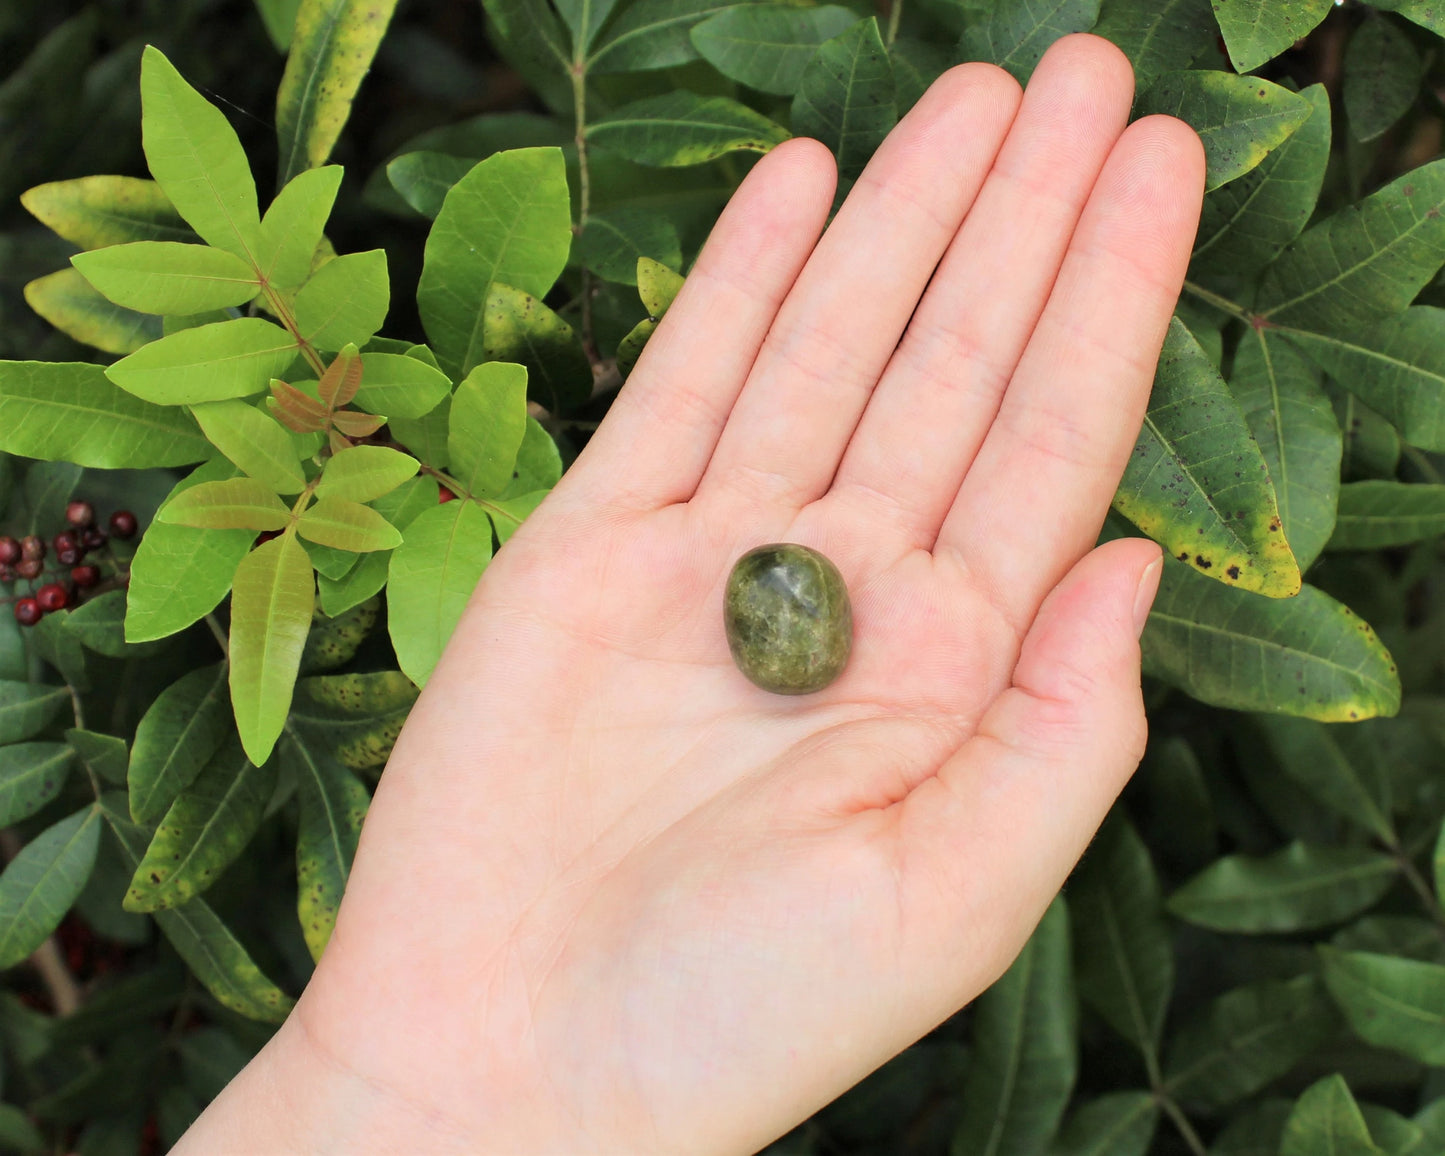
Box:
128, 662, 234, 825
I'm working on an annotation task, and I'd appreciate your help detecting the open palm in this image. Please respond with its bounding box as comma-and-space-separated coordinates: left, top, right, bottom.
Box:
181, 33, 1204, 1156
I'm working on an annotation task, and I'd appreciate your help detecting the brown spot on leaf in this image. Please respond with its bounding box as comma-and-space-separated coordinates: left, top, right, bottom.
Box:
1226, 565, 1240, 580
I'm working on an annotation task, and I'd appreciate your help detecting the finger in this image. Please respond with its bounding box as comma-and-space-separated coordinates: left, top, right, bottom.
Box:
937, 115, 1205, 629
897, 537, 1162, 993
693, 63, 1022, 515
562, 138, 837, 511
824, 34, 1134, 549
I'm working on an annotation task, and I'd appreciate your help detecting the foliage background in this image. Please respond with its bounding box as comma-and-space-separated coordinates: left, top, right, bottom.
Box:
0, 0, 1444, 1152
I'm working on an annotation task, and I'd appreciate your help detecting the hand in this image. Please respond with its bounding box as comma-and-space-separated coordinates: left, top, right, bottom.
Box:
179, 33, 1204, 1155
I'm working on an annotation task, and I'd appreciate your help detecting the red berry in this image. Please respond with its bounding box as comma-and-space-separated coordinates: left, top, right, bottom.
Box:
53, 530, 78, 555
81, 528, 107, 551
0, 563, 12, 583
0, 537, 18, 565
65, 500, 94, 527
56, 548, 80, 566
438, 487, 457, 503
109, 510, 138, 540
15, 559, 41, 580
20, 535, 44, 562
13, 598, 40, 626
35, 583, 68, 613
71, 565, 100, 588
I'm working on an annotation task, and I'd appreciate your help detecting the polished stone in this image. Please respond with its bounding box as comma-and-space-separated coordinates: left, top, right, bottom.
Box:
724, 543, 852, 695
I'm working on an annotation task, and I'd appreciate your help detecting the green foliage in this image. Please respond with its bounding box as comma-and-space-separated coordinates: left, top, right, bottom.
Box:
0, 2, 1443, 1151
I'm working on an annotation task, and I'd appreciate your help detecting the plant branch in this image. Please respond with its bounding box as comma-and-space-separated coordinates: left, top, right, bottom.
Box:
1397, 852, 1445, 935
204, 613, 230, 659
68, 685, 101, 799
571, 61, 598, 362
262, 284, 326, 378
885, 0, 903, 46
1157, 1093, 1207, 1156
1180, 280, 1255, 327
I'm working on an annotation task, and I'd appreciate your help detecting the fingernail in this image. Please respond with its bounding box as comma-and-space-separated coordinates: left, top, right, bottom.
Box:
1132, 555, 1163, 638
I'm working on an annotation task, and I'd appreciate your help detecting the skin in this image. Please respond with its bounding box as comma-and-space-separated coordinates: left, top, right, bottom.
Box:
177, 34, 1205, 1155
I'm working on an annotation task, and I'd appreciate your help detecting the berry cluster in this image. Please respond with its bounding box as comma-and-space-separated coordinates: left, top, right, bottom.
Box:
0, 502, 137, 626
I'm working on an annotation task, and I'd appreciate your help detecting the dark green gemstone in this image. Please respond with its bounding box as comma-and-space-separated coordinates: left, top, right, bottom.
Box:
724, 543, 852, 695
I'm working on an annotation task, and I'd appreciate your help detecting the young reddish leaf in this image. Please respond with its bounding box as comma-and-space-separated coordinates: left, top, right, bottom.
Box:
229, 535, 315, 766
318, 343, 363, 408
331, 410, 386, 438
297, 498, 402, 552
155, 479, 292, 531
270, 379, 329, 433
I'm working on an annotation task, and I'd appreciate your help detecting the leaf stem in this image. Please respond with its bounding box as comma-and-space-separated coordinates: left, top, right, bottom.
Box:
262, 283, 327, 378
1397, 852, 1445, 935
67, 685, 102, 799
1180, 280, 1255, 327
885, 0, 903, 46
571, 60, 598, 362
204, 613, 230, 659
1157, 1093, 1207, 1156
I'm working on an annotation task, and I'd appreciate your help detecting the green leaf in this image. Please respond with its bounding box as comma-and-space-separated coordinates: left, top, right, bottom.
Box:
0, 1104, 46, 1153
1069, 815, 1172, 1054
504, 416, 564, 496
1285, 307, 1445, 452
352, 352, 451, 419
316, 477, 438, 616
1371, 0, 1445, 35
481, 0, 571, 83
959, 0, 1102, 84
385, 151, 477, 219
292, 249, 390, 350
139, 46, 261, 262
1228, 327, 1340, 571
0, 681, 67, 745
1435, 819, 1444, 912
0, 806, 100, 969
297, 497, 401, 551
588, 0, 734, 72
1332, 386, 1401, 479
129, 662, 233, 824
953, 896, 1076, 1156
101, 796, 294, 1021
1114, 318, 1299, 596
229, 534, 315, 765
1319, 948, 1445, 1065
157, 478, 292, 531
284, 732, 368, 961
555, 0, 622, 52
638, 256, 685, 318
1211, 0, 1333, 73
1327, 481, 1445, 550
387, 500, 493, 686
24, 268, 164, 355
1134, 71, 1310, 192
1253, 715, 1396, 845
482, 490, 550, 544
107, 317, 299, 406
276, 0, 400, 186
0, 360, 210, 468
1091, 0, 1215, 90
124, 737, 276, 912
417, 147, 573, 379
1046, 1093, 1157, 1156
480, 283, 592, 413
576, 208, 682, 285
1162, 975, 1340, 1112
589, 92, 791, 167
125, 459, 256, 643
1191, 84, 1332, 282
1281, 1074, 1385, 1156
690, 4, 860, 96
256, 164, 342, 290
1168, 843, 1398, 933
20, 175, 191, 249
289, 670, 419, 769
1140, 561, 1401, 721
300, 594, 379, 672
1344, 15, 1425, 143
792, 18, 896, 182
191, 400, 308, 494
71, 242, 259, 315
890, 37, 950, 112
30, 613, 88, 693
449, 361, 529, 499
56, 591, 151, 659
316, 446, 419, 503
0, 743, 73, 827
1257, 159, 1445, 332
256, 0, 303, 50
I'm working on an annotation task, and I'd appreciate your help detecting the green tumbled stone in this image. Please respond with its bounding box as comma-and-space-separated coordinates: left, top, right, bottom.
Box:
724, 543, 852, 695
